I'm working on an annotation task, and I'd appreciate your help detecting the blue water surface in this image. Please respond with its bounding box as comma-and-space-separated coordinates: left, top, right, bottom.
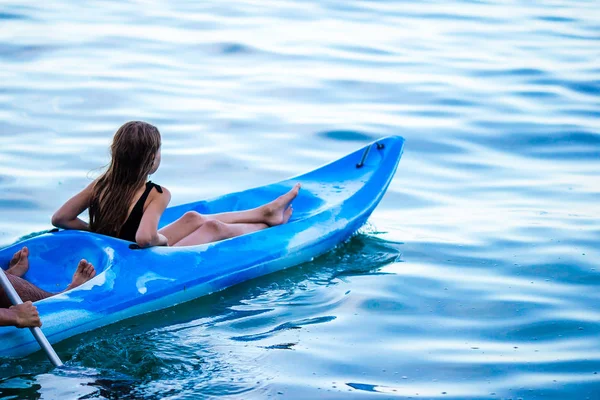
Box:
0, 0, 599, 399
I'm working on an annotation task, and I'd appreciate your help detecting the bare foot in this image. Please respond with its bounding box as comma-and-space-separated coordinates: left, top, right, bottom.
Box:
66, 259, 96, 291
282, 205, 293, 224
7, 246, 29, 277
263, 184, 300, 226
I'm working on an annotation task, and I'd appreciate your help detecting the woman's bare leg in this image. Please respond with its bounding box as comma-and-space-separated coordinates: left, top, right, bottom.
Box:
173, 204, 293, 247
160, 184, 300, 245
172, 220, 268, 247
209, 183, 300, 226
158, 211, 209, 246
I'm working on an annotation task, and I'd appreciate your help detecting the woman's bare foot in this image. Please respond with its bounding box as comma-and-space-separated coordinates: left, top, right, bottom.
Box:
282, 205, 293, 224
263, 184, 300, 226
66, 260, 96, 291
7, 247, 29, 277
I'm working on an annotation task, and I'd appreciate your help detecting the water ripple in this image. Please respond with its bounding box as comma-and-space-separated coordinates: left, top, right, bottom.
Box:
0, 0, 599, 398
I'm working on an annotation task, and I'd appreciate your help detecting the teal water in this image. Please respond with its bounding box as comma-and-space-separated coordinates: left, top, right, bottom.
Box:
1, 0, 599, 399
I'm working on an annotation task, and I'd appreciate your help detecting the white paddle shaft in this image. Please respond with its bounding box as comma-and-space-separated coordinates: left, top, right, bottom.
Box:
0, 268, 63, 367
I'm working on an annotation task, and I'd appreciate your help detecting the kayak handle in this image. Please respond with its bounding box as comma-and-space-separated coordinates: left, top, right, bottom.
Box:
356, 142, 385, 168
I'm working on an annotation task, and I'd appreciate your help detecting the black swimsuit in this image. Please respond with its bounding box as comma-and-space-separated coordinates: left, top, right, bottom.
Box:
118, 181, 163, 242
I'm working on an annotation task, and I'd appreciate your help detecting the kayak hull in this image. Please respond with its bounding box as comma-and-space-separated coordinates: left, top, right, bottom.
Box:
0, 136, 404, 358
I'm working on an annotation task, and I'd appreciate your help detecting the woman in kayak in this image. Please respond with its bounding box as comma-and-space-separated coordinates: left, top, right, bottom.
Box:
52, 121, 300, 248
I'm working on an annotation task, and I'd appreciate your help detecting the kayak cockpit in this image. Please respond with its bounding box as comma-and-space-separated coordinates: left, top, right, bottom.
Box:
0, 231, 115, 293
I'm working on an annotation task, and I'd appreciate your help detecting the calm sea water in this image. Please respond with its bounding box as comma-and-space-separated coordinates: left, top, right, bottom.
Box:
1, 0, 599, 399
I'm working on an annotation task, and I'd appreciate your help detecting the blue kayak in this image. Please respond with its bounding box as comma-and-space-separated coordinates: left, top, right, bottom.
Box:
0, 136, 404, 358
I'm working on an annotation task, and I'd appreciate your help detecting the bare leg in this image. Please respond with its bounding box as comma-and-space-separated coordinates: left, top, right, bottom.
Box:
159, 211, 209, 246
160, 184, 300, 245
0, 274, 54, 308
174, 205, 293, 247
0, 260, 96, 308
173, 221, 267, 247
209, 183, 300, 226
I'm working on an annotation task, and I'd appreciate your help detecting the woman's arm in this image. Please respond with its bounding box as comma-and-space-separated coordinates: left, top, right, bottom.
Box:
135, 187, 171, 248
51, 181, 95, 231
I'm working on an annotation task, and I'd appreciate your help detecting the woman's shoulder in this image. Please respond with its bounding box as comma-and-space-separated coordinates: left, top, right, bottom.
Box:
148, 182, 171, 201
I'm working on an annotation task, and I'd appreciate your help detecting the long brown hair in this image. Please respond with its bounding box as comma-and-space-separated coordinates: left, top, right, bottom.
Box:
89, 121, 161, 237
